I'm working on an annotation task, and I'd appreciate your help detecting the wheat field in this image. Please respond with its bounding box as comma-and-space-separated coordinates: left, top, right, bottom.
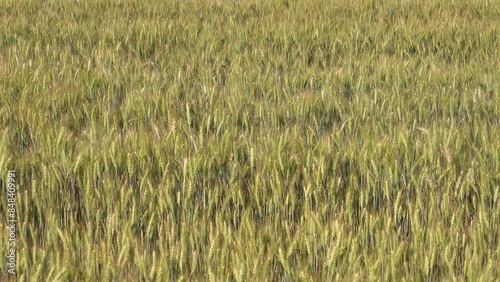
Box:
0, 0, 499, 281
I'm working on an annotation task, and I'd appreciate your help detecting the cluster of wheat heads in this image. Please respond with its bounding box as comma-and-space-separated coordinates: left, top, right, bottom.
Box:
0, 0, 499, 280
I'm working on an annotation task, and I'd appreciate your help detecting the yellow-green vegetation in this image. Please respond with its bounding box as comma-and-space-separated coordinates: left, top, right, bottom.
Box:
0, 0, 499, 280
